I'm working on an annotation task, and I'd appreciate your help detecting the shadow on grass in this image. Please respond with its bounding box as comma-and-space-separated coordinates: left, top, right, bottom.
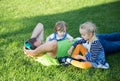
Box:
0, 1, 120, 81
0, 1, 120, 40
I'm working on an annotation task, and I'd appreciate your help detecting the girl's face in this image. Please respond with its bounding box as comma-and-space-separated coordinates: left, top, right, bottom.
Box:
57, 30, 66, 37
80, 29, 93, 40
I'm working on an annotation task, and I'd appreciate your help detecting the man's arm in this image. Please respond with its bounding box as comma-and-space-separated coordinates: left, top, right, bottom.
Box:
24, 40, 58, 58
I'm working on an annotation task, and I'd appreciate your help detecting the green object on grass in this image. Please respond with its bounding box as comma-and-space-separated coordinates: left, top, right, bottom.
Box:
56, 39, 73, 58
35, 39, 75, 66
35, 54, 59, 66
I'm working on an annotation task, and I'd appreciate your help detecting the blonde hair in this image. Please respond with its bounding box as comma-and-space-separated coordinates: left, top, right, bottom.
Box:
54, 21, 67, 33
80, 22, 98, 42
80, 21, 96, 34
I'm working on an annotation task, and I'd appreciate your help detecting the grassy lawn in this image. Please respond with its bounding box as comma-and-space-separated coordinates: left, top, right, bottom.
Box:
0, 0, 120, 81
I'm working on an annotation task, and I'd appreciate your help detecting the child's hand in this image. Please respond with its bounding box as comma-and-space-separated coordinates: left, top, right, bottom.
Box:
79, 55, 86, 60
68, 39, 73, 42
68, 46, 74, 55
68, 49, 72, 55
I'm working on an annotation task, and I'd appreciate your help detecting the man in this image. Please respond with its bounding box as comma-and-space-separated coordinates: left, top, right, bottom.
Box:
24, 23, 58, 58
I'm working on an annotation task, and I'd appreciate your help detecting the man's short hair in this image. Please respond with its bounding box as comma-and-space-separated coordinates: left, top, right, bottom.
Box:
24, 38, 37, 50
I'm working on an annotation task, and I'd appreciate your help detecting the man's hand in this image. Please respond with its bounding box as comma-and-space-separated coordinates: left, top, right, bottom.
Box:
23, 46, 35, 57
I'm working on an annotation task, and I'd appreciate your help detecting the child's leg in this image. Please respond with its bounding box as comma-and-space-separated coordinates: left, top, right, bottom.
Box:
71, 60, 92, 69
71, 44, 87, 59
31, 23, 44, 42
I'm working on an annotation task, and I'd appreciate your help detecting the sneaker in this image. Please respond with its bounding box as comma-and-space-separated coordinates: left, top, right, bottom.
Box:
57, 57, 70, 66
97, 63, 109, 69
58, 57, 67, 63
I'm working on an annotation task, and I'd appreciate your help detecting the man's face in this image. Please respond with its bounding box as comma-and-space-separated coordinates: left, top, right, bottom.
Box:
34, 39, 42, 47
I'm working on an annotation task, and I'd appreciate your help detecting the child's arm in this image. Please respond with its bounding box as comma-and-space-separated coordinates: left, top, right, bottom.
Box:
46, 34, 54, 42
68, 46, 74, 55
68, 39, 86, 55
72, 38, 86, 47
67, 34, 73, 41
85, 40, 103, 62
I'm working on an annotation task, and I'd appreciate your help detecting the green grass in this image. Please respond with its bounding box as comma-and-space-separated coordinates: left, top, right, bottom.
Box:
0, 0, 120, 81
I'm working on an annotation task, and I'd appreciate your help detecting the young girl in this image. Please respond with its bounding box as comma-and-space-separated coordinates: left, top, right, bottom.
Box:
60, 22, 109, 69
46, 21, 73, 42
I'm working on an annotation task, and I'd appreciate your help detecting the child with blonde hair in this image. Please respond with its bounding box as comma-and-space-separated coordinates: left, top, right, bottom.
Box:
46, 21, 73, 42
59, 21, 109, 69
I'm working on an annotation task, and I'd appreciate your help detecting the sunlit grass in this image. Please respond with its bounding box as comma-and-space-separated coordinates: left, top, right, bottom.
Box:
0, 0, 120, 81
